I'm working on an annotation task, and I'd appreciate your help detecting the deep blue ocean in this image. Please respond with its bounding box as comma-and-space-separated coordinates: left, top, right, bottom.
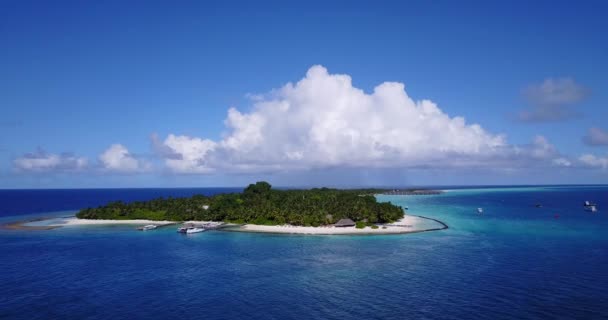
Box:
1, 186, 607, 320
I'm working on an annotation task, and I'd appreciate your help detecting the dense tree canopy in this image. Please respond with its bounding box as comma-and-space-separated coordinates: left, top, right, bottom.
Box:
76, 182, 404, 226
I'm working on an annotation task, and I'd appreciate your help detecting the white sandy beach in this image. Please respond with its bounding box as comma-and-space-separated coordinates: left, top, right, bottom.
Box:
24, 217, 177, 227
17, 215, 446, 235
237, 214, 445, 235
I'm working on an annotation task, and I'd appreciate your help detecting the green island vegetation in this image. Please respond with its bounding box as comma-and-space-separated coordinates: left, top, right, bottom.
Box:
76, 182, 405, 226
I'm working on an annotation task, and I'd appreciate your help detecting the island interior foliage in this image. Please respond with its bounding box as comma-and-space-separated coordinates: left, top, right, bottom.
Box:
76, 182, 404, 226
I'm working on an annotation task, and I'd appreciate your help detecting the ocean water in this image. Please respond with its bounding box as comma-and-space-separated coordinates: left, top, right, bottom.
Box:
1, 186, 607, 320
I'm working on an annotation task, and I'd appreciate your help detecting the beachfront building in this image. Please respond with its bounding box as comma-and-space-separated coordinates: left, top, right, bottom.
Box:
334, 218, 356, 227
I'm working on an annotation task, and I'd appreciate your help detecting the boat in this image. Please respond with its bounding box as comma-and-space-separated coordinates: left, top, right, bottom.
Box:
586, 205, 598, 213
477, 208, 483, 214
185, 227, 205, 234
583, 201, 598, 212
584, 201, 597, 207
535, 203, 542, 208
177, 226, 206, 234
137, 225, 157, 231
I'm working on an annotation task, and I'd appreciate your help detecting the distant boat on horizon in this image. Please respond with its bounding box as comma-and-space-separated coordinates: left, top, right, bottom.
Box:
586, 205, 598, 213
477, 208, 483, 214
583, 201, 598, 212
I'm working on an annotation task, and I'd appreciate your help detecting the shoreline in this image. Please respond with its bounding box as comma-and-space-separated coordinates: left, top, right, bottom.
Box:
52, 218, 178, 226
230, 214, 447, 235
1, 217, 179, 230
3, 214, 448, 235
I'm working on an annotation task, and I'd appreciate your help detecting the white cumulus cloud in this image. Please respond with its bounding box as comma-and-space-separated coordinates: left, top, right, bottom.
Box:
14, 149, 88, 172
99, 144, 149, 172
552, 158, 572, 167
579, 154, 608, 170
156, 65, 571, 174
159, 134, 216, 173
527, 135, 558, 159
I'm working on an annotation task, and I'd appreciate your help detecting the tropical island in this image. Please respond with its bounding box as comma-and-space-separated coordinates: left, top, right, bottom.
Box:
7, 182, 447, 235
77, 182, 405, 226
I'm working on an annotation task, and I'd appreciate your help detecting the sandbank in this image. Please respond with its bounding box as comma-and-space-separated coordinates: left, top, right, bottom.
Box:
21, 217, 177, 228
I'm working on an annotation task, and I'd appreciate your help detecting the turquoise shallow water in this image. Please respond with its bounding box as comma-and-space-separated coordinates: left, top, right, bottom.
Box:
1, 186, 607, 319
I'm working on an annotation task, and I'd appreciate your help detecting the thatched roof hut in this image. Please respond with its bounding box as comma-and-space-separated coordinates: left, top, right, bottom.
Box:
334, 218, 356, 227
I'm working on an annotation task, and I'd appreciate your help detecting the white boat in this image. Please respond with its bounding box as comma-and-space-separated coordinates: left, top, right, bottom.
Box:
137, 225, 157, 231
586, 205, 598, 213
177, 227, 188, 233
185, 227, 205, 234
583, 201, 598, 212
477, 208, 484, 214
584, 201, 597, 207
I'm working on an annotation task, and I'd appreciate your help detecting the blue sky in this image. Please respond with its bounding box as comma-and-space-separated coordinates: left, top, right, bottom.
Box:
1, 0, 607, 188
